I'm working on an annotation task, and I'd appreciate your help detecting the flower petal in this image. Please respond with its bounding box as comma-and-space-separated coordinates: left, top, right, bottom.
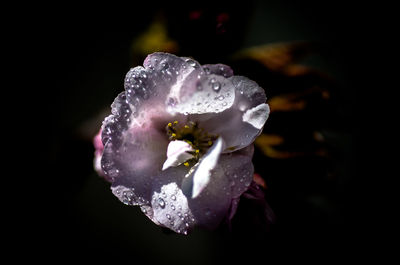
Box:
242, 103, 270, 129
162, 140, 195, 170
191, 137, 224, 198
104, 125, 169, 204
169, 73, 236, 115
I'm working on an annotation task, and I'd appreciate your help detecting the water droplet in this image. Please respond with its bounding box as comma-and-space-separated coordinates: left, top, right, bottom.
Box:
158, 198, 165, 208
209, 78, 216, 84
217, 95, 224, 100
222, 102, 227, 106
167, 97, 177, 107
185, 223, 189, 227
212, 82, 221, 92
141, 207, 147, 214
177, 212, 182, 218
171, 205, 176, 211
204, 67, 210, 74
186, 59, 197, 67
196, 83, 203, 91
162, 62, 169, 70
171, 195, 176, 201
170, 221, 174, 226
183, 230, 188, 235
166, 214, 171, 220
233, 174, 238, 179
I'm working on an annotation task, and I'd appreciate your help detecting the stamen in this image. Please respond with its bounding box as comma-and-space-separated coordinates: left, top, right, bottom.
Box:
173, 121, 178, 125
172, 133, 177, 137
208, 140, 213, 146
184, 162, 190, 167
184, 125, 190, 129
168, 122, 172, 127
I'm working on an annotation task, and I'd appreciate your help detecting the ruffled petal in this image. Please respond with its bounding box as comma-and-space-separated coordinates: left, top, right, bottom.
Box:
105, 125, 169, 204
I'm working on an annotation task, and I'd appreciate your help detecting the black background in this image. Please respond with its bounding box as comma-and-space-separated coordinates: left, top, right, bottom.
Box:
7, 0, 359, 263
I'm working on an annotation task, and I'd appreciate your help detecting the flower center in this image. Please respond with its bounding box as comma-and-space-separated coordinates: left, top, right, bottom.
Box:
165, 120, 217, 165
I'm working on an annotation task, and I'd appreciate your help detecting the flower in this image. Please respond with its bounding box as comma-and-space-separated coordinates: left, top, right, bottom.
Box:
98, 52, 270, 234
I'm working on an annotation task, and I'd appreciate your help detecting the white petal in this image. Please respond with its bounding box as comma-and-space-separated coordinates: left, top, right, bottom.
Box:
192, 137, 224, 198
242, 103, 270, 129
162, 140, 195, 170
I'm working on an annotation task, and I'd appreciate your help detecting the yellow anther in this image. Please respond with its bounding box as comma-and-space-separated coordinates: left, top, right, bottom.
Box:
172, 133, 177, 137
168, 122, 172, 127
208, 140, 213, 146
184, 125, 189, 129
184, 162, 189, 167
195, 149, 199, 154
173, 121, 178, 125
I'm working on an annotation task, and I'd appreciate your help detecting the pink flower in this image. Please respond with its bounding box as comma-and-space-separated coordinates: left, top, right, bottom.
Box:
98, 52, 270, 234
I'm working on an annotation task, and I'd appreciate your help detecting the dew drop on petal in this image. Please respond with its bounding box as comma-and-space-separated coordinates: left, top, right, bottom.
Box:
166, 214, 171, 220
212, 82, 221, 92
171, 195, 176, 201
162, 62, 169, 70
185, 59, 198, 68
168, 97, 177, 107
158, 198, 165, 208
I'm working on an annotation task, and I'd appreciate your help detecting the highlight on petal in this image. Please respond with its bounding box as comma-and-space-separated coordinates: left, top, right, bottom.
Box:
242, 103, 270, 130
162, 140, 195, 170
191, 137, 224, 198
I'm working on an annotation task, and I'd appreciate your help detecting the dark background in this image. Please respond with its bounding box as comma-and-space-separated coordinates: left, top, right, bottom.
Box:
10, 0, 358, 263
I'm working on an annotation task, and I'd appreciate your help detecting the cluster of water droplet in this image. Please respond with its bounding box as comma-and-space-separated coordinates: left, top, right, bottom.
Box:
222, 157, 254, 198
112, 185, 151, 207
151, 184, 196, 235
